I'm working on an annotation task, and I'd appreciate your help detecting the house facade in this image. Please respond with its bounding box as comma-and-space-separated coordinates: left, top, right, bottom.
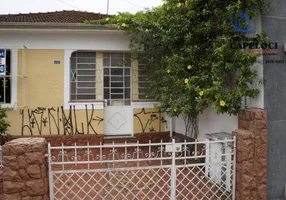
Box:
2, 6, 286, 199
0, 10, 241, 139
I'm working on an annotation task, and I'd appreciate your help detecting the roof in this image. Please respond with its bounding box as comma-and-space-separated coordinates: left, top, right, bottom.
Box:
0, 10, 109, 23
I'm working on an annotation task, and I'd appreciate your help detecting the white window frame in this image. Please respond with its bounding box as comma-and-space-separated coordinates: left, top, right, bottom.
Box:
64, 49, 103, 110
0, 49, 17, 109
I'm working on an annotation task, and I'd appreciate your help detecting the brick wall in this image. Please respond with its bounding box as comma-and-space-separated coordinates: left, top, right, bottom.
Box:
12, 132, 177, 146
233, 108, 267, 200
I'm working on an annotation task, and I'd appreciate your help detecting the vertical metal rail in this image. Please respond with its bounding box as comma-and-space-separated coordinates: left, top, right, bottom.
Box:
74, 142, 77, 166
137, 140, 139, 167
125, 141, 127, 165
170, 138, 176, 200
48, 143, 54, 200
100, 141, 103, 166
232, 136, 237, 200
184, 139, 186, 165
160, 139, 163, 166
87, 142, 90, 170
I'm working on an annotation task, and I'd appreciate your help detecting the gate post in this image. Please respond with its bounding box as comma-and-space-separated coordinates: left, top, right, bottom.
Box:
233, 108, 267, 200
2, 138, 49, 200
170, 138, 176, 200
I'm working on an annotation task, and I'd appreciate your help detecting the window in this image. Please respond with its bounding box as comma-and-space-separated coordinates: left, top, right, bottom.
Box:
138, 55, 155, 100
70, 52, 96, 101
0, 50, 11, 104
103, 52, 131, 106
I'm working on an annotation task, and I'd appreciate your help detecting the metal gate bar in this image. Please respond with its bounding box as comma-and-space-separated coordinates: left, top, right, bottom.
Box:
48, 137, 236, 200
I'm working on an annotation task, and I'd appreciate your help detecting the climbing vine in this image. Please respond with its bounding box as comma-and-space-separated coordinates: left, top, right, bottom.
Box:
89, 0, 269, 138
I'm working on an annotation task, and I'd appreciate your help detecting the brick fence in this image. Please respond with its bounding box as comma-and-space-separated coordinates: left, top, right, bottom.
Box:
233, 108, 267, 200
0, 109, 268, 199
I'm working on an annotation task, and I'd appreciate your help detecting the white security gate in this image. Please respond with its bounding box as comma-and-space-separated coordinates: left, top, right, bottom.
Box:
104, 106, 133, 136
103, 52, 132, 136
48, 138, 236, 200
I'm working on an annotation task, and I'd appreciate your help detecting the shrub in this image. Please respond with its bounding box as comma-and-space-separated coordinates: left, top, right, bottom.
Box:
0, 106, 10, 145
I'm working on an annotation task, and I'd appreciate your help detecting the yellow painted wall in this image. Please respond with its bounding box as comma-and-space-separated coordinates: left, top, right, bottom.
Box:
6, 49, 164, 136
133, 108, 166, 133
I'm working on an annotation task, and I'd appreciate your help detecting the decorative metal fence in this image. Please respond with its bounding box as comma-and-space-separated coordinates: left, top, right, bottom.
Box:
48, 137, 236, 200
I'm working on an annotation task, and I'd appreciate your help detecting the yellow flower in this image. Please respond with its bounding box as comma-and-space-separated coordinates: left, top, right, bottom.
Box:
173, 108, 177, 112
145, 29, 149, 32
187, 65, 192, 70
152, 104, 155, 109
105, 18, 110, 21
220, 100, 226, 107
199, 91, 204, 96
167, 69, 171, 73
121, 23, 126, 27
184, 78, 189, 84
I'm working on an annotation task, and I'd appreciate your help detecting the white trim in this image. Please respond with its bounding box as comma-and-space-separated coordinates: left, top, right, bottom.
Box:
0, 31, 130, 51
131, 101, 159, 108
0, 49, 17, 109
64, 49, 74, 109
11, 49, 17, 109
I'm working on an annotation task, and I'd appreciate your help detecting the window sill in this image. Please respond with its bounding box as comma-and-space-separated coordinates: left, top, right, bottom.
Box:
64, 101, 159, 109
64, 101, 104, 110
0, 103, 17, 110
131, 101, 160, 108
69, 100, 104, 103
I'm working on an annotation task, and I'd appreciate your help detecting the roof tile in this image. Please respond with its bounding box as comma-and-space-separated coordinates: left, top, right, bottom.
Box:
0, 10, 109, 23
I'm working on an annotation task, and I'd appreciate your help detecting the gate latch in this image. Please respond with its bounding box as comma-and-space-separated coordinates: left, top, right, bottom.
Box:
165, 144, 182, 153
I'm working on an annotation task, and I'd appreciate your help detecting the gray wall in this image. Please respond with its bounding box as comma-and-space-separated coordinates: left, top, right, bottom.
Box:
262, 0, 286, 199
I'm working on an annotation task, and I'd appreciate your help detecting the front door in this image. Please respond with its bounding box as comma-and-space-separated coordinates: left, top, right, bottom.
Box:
103, 52, 132, 136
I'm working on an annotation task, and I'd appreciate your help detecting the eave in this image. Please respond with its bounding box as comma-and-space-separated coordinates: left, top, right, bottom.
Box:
0, 22, 119, 32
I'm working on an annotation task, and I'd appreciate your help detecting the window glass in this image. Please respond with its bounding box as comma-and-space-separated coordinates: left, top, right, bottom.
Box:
138, 54, 155, 100
0, 50, 11, 104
